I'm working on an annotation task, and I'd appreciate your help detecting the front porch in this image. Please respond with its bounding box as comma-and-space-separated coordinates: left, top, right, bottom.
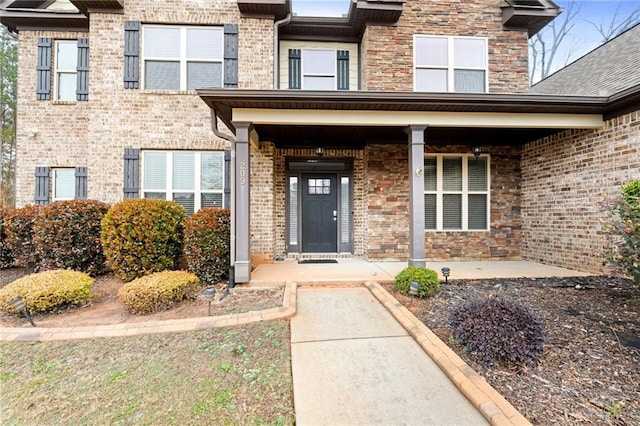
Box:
247, 259, 591, 286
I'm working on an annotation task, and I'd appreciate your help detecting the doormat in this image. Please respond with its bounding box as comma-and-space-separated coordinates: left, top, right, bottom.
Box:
298, 259, 338, 264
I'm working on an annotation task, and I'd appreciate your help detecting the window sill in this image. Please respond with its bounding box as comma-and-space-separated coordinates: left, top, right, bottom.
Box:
142, 89, 201, 95
51, 100, 77, 105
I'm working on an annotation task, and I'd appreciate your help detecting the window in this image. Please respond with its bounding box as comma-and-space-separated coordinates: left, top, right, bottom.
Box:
414, 36, 487, 93
302, 49, 336, 90
142, 151, 225, 214
424, 155, 489, 231
53, 168, 75, 201
287, 46, 351, 90
55, 41, 78, 101
142, 25, 224, 91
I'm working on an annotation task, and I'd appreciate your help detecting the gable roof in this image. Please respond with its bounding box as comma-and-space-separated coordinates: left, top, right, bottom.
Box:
531, 23, 640, 96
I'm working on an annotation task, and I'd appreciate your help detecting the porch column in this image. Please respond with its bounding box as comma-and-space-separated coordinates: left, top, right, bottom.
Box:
406, 125, 426, 268
233, 121, 252, 283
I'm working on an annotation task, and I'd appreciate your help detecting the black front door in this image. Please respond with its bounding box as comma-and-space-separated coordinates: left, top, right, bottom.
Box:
301, 174, 338, 252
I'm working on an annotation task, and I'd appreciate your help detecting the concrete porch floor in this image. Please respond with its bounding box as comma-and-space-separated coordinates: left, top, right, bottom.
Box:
248, 259, 591, 286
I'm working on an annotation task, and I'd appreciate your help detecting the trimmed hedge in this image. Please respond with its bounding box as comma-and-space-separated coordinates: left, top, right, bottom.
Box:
34, 200, 109, 276
118, 270, 200, 314
2, 205, 42, 269
449, 297, 546, 368
394, 265, 440, 298
0, 205, 14, 269
184, 208, 230, 284
0, 269, 96, 314
101, 199, 185, 282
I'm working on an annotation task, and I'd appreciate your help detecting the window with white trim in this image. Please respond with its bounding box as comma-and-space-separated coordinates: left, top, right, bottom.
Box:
142, 25, 223, 91
424, 155, 490, 231
302, 49, 337, 90
142, 151, 225, 215
55, 40, 78, 101
414, 35, 488, 93
53, 168, 75, 201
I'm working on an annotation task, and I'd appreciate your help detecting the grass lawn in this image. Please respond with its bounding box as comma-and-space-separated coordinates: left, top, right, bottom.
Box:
0, 321, 294, 425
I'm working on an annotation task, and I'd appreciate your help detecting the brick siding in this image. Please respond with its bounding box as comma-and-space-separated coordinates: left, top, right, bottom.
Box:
361, 0, 529, 93
522, 111, 640, 274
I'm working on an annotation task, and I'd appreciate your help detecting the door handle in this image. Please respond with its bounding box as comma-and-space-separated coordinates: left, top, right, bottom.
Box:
333, 210, 337, 221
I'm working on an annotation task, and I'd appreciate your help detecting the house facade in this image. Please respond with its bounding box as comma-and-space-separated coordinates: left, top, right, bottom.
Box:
2, 0, 638, 283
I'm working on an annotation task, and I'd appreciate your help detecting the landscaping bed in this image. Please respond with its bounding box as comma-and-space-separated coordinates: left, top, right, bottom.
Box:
0, 268, 283, 328
386, 276, 640, 425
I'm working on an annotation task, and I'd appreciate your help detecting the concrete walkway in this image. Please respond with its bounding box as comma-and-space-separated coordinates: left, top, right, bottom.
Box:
291, 286, 488, 425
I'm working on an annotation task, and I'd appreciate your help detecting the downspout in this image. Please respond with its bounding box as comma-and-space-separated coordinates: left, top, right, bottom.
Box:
210, 108, 237, 290
273, 13, 291, 89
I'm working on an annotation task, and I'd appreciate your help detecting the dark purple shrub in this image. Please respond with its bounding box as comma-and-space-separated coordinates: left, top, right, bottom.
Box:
449, 297, 546, 368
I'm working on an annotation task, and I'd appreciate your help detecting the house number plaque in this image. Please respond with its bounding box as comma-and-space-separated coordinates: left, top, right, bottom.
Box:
240, 161, 246, 185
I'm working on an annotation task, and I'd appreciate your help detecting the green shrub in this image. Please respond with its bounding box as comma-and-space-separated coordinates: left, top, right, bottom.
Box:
184, 208, 230, 285
394, 265, 440, 297
33, 200, 109, 276
605, 180, 640, 286
0, 205, 15, 269
118, 270, 200, 314
2, 205, 42, 270
0, 269, 96, 314
101, 199, 185, 282
449, 297, 546, 368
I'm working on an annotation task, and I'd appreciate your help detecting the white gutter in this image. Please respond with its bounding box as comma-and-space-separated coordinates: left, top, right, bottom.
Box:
273, 13, 291, 89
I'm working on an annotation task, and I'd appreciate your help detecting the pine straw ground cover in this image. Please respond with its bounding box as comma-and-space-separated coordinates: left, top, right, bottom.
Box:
0, 321, 294, 425
387, 276, 640, 425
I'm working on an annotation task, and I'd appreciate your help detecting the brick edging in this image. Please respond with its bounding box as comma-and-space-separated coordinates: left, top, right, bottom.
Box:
0, 282, 297, 342
364, 280, 532, 426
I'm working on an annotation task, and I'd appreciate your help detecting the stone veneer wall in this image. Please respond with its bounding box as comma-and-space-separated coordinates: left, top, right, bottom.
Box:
521, 110, 640, 274
360, 0, 529, 93
366, 144, 522, 260
14, 1, 275, 262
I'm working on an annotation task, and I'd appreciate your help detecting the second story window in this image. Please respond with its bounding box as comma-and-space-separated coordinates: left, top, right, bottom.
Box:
302, 49, 336, 90
55, 41, 78, 101
142, 25, 224, 91
285, 43, 352, 91
414, 36, 488, 93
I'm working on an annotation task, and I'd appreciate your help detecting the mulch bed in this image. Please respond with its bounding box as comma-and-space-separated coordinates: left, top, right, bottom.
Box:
385, 276, 640, 425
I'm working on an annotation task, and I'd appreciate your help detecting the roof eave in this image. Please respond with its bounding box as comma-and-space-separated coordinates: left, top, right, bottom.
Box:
501, 4, 562, 37
69, 1, 124, 15
605, 83, 640, 120
0, 9, 88, 32
196, 89, 613, 132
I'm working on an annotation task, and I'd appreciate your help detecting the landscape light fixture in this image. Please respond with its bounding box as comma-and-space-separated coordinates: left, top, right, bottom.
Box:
408, 281, 420, 305
472, 146, 482, 159
9, 296, 36, 327
441, 267, 451, 284
203, 287, 216, 316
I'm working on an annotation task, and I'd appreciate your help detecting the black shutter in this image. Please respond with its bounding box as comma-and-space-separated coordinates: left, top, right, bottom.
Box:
223, 24, 238, 88
124, 21, 140, 89
75, 167, 87, 199
224, 150, 231, 208
76, 38, 89, 101
337, 50, 349, 91
35, 167, 50, 205
288, 49, 301, 90
36, 38, 52, 100
123, 148, 140, 198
